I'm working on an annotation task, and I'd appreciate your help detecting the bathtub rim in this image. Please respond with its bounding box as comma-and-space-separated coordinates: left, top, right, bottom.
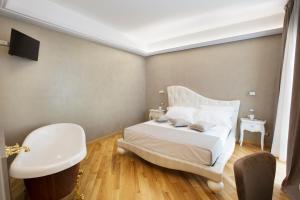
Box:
9, 123, 87, 179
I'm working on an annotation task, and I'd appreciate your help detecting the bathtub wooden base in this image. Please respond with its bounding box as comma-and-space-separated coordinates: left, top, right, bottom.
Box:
24, 164, 79, 200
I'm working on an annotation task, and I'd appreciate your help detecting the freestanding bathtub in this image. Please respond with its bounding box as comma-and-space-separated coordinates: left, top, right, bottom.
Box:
10, 123, 87, 200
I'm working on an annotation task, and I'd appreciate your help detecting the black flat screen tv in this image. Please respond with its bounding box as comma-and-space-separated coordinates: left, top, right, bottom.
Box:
8, 29, 40, 61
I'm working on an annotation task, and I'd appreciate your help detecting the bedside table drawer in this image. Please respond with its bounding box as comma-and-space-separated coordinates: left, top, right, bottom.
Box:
243, 123, 261, 132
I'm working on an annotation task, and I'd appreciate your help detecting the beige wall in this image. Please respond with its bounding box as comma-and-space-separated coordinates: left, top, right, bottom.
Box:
0, 16, 146, 144
0, 16, 282, 147
146, 35, 282, 146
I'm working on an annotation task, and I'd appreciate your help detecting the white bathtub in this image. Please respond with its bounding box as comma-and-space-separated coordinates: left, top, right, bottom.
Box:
10, 123, 87, 179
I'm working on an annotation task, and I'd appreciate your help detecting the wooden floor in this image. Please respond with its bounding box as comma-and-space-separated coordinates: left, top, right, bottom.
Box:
11, 133, 289, 200
79, 133, 288, 200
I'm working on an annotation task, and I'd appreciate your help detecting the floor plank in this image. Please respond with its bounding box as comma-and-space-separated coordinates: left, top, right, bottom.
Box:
79, 133, 289, 200
11, 133, 289, 200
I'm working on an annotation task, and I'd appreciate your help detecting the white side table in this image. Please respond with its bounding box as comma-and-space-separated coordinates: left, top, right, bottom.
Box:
149, 109, 165, 120
240, 118, 266, 150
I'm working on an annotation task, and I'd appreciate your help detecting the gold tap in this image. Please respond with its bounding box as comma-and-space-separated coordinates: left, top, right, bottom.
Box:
5, 143, 30, 158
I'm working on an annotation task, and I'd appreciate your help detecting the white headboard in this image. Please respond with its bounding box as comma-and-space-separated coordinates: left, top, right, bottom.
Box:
167, 86, 240, 138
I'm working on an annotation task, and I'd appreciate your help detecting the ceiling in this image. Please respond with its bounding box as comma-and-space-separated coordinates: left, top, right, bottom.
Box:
0, 0, 286, 56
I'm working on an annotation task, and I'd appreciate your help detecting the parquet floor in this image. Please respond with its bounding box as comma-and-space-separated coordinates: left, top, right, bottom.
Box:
79, 133, 289, 200
11, 132, 289, 200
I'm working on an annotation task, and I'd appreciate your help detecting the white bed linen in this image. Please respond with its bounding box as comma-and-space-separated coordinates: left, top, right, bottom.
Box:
123, 121, 230, 166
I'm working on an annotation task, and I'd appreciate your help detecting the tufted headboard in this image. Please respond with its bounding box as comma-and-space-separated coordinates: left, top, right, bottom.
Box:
167, 86, 240, 138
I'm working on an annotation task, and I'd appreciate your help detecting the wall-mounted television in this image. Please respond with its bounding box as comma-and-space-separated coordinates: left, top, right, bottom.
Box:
8, 29, 40, 61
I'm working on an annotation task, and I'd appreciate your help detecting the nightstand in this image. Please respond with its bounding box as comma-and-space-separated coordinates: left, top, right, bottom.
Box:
240, 118, 266, 150
149, 109, 165, 120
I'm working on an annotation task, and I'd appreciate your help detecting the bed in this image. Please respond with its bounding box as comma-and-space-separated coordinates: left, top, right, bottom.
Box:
117, 85, 240, 192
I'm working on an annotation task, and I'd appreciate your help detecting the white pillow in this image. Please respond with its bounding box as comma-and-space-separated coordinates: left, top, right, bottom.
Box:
165, 106, 196, 123
194, 105, 235, 128
169, 118, 190, 127
190, 121, 216, 132
200, 105, 235, 113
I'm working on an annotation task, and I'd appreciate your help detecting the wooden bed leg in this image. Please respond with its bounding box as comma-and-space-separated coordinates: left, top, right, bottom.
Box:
207, 180, 224, 193
117, 147, 127, 154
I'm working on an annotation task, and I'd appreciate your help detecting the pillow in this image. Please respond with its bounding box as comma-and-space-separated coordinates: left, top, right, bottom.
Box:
155, 115, 168, 123
165, 106, 196, 123
200, 105, 235, 113
169, 118, 190, 127
194, 105, 235, 128
190, 121, 216, 132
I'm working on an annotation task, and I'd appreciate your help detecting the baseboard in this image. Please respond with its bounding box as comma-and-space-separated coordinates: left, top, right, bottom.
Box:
87, 131, 122, 145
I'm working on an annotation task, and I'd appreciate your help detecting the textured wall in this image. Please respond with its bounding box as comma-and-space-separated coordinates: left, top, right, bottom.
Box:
0, 15, 282, 147
0, 16, 146, 144
146, 35, 282, 146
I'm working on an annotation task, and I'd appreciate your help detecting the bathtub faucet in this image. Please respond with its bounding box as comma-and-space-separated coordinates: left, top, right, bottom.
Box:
5, 143, 30, 158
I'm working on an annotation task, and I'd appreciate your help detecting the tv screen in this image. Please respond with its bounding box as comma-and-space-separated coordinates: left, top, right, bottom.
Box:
8, 29, 40, 61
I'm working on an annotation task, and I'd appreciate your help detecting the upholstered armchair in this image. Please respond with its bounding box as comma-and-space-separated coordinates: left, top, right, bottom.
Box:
234, 152, 276, 200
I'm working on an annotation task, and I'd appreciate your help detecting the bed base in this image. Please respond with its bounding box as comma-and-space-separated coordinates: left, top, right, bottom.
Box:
117, 135, 235, 193
117, 85, 239, 193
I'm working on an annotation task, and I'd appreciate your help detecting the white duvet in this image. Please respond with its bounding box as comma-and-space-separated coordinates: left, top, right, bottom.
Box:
123, 121, 231, 166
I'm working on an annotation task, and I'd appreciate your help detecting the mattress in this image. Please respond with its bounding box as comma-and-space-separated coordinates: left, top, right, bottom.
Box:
123, 121, 231, 166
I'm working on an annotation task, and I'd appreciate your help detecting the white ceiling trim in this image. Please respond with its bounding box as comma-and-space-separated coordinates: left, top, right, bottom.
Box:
128, 1, 284, 45
148, 28, 282, 56
2, 0, 147, 56
147, 14, 283, 55
0, 0, 284, 56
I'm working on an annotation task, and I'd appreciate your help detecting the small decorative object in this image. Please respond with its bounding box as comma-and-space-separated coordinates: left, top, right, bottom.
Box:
149, 109, 165, 120
248, 109, 255, 120
155, 115, 168, 123
158, 90, 165, 110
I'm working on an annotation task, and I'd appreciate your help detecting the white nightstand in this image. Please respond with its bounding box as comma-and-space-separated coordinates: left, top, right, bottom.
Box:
149, 109, 165, 120
240, 118, 266, 150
